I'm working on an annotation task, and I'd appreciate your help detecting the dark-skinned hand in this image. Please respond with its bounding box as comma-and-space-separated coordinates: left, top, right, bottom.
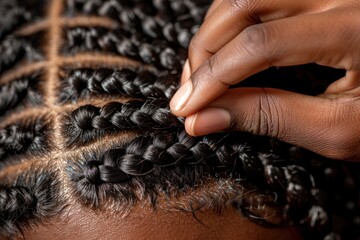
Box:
170, 0, 360, 161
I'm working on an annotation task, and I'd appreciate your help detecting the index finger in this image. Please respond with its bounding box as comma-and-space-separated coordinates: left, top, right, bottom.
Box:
187, 0, 255, 74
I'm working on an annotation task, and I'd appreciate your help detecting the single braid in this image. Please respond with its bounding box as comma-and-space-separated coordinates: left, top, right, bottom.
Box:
62, 99, 183, 147
59, 68, 179, 103
0, 72, 43, 118
0, 37, 26, 74
64, 27, 185, 72
0, 116, 51, 167
0, 2, 32, 40
68, 130, 328, 230
0, 169, 62, 238
0, 186, 36, 236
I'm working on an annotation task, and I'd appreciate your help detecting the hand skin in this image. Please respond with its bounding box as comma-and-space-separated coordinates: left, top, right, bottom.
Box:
170, 0, 360, 161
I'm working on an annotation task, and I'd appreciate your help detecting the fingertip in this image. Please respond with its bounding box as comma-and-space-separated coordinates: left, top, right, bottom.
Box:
170, 80, 193, 115
185, 108, 231, 136
185, 114, 198, 136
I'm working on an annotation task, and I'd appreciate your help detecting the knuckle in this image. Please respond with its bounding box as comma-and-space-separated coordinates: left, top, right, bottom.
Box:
248, 89, 282, 138
241, 25, 274, 63
227, 0, 248, 10
188, 35, 201, 56
190, 56, 220, 89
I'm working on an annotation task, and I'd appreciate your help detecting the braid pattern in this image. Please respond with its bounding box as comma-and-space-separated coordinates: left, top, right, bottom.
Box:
68, 130, 329, 231
0, 116, 51, 167
0, 0, 45, 76
0, 1, 32, 40
63, 27, 186, 72
62, 99, 183, 147
0, 0, 358, 239
0, 72, 43, 119
59, 68, 179, 103
65, 0, 207, 47
0, 169, 62, 238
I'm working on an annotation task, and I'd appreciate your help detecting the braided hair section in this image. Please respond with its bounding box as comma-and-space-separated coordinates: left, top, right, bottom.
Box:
62, 99, 183, 147
58, 68, 179, 103
0, 168, 62, 238
0, 71, 43, 119
0, 116, 52, 169
0, 0, 46, 76
67, 130, 329, 232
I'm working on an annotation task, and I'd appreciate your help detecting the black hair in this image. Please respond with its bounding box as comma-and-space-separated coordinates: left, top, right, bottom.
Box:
0, 0, 358, 239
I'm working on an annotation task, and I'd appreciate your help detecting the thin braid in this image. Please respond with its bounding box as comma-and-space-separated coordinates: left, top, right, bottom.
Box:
0, 2, 31, 40
64, 27, 185, 72
62, 99, 183, 147
0, 72, 42, 118
65, 0, 207, 49
0, 186, 36, 235
59, 68, 179, 103
0, 116, 51, 166
0, 169, 62, 238
0, 37, 26, 74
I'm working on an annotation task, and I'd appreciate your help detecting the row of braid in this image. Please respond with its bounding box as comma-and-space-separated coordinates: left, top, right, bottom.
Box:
0, 0, 53, 238
0, 116, 52, 169
0, 1, 32, 41
0, 71, 43, 119
62, 99, 183, 147
63, 0, 209, 73
67, 130, 330, 234
65, 0, 207, 47
0, 169, 62, 238
0, 34, 44, 75
58, 68, 179, 103
0, 0, 46, 76
63, 27, 185, 72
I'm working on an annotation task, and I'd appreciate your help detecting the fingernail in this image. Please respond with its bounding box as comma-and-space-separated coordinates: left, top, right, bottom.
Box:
170, 80, 193, 111
181, 59, 191, 85
189, 108, 231, 136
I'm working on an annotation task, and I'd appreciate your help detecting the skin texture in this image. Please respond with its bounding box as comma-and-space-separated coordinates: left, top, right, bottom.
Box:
22, 203, 301, 240
169, 0, 360, 161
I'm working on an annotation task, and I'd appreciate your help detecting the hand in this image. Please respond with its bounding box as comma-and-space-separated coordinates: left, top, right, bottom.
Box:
169, 0, 360, 161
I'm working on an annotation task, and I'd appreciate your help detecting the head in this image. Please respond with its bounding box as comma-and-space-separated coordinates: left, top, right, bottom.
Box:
0, 0, 359, 239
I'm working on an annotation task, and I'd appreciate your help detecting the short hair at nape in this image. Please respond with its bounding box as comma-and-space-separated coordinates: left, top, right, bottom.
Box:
0, 0, 358, 239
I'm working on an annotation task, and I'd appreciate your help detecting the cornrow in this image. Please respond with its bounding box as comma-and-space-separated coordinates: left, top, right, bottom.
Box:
0, 34, 44, 75
0, 0, 358, 239
65, 0, 207, 48
0, 1, 31, 40
59, 68, 179, 103
62, 99, 182, 147
0, 169, 62, 238
64, 27, 185, 72
67, 130, 328, 231
0, 72, 43, 118
0, 116, 51, 167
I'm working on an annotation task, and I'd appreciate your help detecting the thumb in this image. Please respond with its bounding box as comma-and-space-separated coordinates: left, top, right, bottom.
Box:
185, 88, 360, 160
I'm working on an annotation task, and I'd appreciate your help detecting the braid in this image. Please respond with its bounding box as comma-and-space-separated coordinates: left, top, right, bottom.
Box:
0, 186, 36, 235
0, 37, 26, 74
68, 129, 328, 231
63, 27, 185, 72
0, 116, 51, 167
0, 0, 358, 239
0, 1, 31, 40
65, 0, 207, 45
59, 68, 179, 103
0, 72, 43, 119
62, 99, 183, 147
0, 169, 62, 238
